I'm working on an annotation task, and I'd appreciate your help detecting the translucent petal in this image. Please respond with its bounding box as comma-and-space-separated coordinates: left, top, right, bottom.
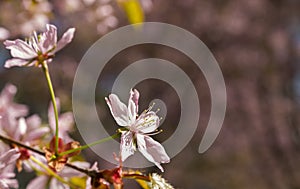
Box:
137, 135, 170, 172
4, 58, 31, 68
14, 117, 27, 140
43, 24, 57, 52
26, 175, 48, 189
129, 89, 139, 113
105, 94, 130, 126
127, 98, 137, 125
120, 131, 136, 161
55, 28, 75, 53
50, 178, 69, 189
26, 114, 42, 129
23, 127, 49, 142
0, 149, 20, 165
135, 111, 160, 133
4, 39, 36, 59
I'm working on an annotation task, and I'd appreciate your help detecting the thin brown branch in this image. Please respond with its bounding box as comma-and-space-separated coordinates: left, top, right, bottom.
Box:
0, 134, 93, 176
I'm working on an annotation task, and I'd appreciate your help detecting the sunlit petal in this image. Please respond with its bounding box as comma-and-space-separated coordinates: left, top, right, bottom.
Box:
105, 94, 130, 126
0, 149, 20, 165
137, 135, 170, 172
135, 111, 160, 133
26, 175, 48, 189
4, 58, 32, 68
120, 131, 136, 161
43, 24, 57, 52
55, 27, 75, 52
4, 39, 36, 59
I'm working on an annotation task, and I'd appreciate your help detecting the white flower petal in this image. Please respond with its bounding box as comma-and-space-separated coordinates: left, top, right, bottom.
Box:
19, 118, 27, 135
0, 27, 10, 40
0, 180, 13, 189
127, 89, 139, 124
3, 179, 19, 188
137, 135, 170, 172
29, 33, 41, 52
4, 58, 31, 68
105, 94, 130, 126
4, 39, 36, 59
13, 117, 27, 140
0, 172, 15, 178
55, 27, 75, 52
0, 164, 15, 176
23, 127, 49, 142
135, 111, 160, 133
120, 131, 136, 161
89, 162, 99, 171
132, 89, 140, 109
0, 83, 17, 103
26, 175, 48, 189
0, 149, 20, 165
50, 177, 69, 189
43, 24, 57, 52
127, 99, 137, 125
58, 112, 74, 134
26, 114, 42, 129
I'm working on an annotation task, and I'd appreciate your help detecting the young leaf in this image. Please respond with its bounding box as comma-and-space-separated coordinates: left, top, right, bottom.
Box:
118, 0, 144, 24
136, 179, 150, 189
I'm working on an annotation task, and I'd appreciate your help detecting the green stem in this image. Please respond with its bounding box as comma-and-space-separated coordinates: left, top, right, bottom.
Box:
30, 156, 80, 189
123, 173, 151, 182
59, 132, 120, 157
42, 62, 60, 155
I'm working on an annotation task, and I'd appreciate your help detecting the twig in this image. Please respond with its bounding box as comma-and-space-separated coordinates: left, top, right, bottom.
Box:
0, 134, 93, 176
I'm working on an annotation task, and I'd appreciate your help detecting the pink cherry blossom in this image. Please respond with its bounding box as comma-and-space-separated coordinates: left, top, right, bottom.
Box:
0, 84, 28, 141
105, 89, 170, 172
0, 114, 50, 171
0, 149, 20, 189
0, 27, 10, 40
4, 115, 49, 145
3, 24, 75, 68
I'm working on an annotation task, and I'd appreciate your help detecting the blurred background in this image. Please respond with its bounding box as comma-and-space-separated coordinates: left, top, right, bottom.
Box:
1, 0, 300, 188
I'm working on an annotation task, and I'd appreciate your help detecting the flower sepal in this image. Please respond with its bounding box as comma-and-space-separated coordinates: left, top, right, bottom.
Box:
43, 137, 81, 172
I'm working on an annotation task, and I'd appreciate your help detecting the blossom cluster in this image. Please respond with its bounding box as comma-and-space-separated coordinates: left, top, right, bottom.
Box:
0, 0, 154, 40
0, 82, 84, 188
0, 24, 174, 188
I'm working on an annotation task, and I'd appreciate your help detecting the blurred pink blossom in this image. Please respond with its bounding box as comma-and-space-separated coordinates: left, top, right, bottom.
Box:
0, 84, 28, 134
0, 27, 10, 40
0, 149, 20, 189
26, 155, 89, 189
3, 24, 75, 68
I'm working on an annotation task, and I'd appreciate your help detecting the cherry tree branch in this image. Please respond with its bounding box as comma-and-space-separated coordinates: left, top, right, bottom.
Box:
0, 134, 93, 176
